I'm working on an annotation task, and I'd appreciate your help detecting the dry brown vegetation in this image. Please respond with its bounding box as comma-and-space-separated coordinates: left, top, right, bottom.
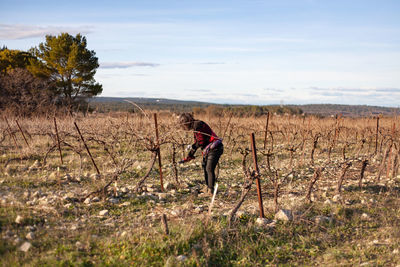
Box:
1, 111, 400, 266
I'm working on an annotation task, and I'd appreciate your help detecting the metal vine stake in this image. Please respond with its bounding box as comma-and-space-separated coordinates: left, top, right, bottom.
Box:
154, 113, 164, 192
251, 133, 265, 218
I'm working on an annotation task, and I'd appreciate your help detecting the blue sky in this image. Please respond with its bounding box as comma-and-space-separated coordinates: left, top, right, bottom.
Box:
1, 0, 400, 106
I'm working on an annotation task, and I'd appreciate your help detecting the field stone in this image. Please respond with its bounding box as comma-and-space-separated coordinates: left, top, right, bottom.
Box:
26, 200, 35, 206
194, 205, 205, 213
176, 255, 188, 262
255, 217, 269, 227
75, 241, 85, 251
164, 182, 175, 190
26, 232, 35, 240
146, 187, 158, 192
99, 210, 109, 216
38, 197, 48, 205
313, 216, 332, 225
165, 256, 178, 267
25, 226, 36, 232
170, 209, 181, 217
48, 172, 58, 179
84, 198, 91, 204
64, 203, 73, 209
267, 220, 277, 228
13, 237, 23, 245
15, 215, 23, 224
332, 195, 342, 202
274, 209, 293, 221
371, 239, 383, 246
90, 173, 101, 180
120, 201, 130, 207
169, 189, 177, 195
108, 198, 119, 204
19, 242, 32, 252
4, 230, 13, 238
361, 213, 371, 221
32, 190, 42, 198
23, 191, 30, 199
140, 192, 158, 201
63, 192, 77, 202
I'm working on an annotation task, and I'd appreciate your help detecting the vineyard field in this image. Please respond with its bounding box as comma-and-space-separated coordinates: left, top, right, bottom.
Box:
1, 112, 400, 266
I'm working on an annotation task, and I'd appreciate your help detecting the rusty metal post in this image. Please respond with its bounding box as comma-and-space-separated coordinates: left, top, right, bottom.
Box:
161, 214, 169, 235
154, 113, 164, 192
263, 111, 270, 149
74, 122, 100, 175
172, 143, 179, 183
250, 133, 265, 218
15, 120, 30, 148
375, 116, 379, 154
54, 117, 63, 164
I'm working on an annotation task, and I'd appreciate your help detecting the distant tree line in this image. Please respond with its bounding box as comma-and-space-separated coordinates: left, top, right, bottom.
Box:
88, 101, 198, 114
193, 105, 303, 117
88, 99, 303, 118
0, 33, 102, 116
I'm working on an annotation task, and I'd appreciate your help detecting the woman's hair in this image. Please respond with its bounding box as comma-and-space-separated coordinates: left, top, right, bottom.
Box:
178, 112, 194, 129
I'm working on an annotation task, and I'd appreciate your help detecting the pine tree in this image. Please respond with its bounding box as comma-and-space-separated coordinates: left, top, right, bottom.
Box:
29, 33, 102, 108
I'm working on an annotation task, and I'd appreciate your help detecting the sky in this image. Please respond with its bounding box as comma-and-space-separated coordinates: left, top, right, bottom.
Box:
1, 0, 400, 107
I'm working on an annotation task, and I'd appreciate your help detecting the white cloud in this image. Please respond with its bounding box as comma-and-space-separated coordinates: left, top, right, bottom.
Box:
0, 24, 93, 40
100, 62, 160, 69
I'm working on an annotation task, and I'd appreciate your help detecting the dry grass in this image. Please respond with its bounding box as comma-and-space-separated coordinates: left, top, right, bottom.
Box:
0, 112, 399, 266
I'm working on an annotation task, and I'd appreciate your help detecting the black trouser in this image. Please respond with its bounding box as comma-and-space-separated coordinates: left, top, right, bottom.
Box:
202, 143, 223, 190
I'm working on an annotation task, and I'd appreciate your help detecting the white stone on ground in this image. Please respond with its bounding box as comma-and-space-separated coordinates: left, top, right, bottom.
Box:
255, 217, 269, 227
274, 209, 293, 221
25, 232, 35, 240
332, 195, 342, 202
19, 242, 32, 252
176, 255, 188, 262
313, 216, 332, 225
99, 210, 109, 216
361, 213, 371, 221
15, 215, 23, 224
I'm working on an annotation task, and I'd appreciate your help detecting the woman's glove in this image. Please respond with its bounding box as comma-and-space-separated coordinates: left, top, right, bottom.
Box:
178, 155, 195, 164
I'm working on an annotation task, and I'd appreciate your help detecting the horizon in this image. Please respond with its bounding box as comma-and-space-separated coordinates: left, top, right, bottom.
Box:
1, 0, 400, 107
93, 95, 400, 109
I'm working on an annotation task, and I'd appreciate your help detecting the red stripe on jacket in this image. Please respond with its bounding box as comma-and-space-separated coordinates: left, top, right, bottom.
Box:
193, 120, 218, 149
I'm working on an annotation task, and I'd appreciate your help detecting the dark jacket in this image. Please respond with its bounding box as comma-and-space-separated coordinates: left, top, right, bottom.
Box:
188, 120, 220, 158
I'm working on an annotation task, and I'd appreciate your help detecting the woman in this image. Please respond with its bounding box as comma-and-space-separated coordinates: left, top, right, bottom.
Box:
178, 113, 223, 194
